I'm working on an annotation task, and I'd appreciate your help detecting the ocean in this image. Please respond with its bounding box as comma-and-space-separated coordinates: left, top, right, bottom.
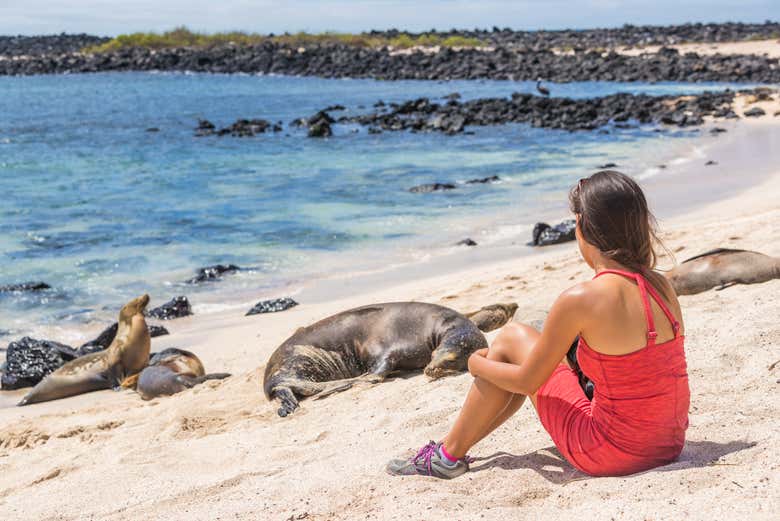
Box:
0, 72, 750, 344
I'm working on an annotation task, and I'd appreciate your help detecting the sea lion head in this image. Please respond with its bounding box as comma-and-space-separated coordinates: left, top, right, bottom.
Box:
150, 347, 205, 377
119, 294, 150, 322
424, 348, 468, 379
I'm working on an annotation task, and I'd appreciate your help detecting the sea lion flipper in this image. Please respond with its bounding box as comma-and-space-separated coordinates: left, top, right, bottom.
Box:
177, 373, 231, 388
274, 386, 300, 417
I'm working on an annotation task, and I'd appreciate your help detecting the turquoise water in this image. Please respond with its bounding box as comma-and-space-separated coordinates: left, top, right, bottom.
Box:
0, 73, 747, 341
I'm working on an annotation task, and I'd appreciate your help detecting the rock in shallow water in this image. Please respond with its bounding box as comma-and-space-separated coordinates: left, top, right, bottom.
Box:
465, 176, 500, 184
409, 183, 457, 193
456, 238, 478, 247
245, 297, 298, 316
147, 296, 193, 320
532, 220, 577, 247
186, 264, 241, 284
0, 282, 51, 292
1, 337, 77, 389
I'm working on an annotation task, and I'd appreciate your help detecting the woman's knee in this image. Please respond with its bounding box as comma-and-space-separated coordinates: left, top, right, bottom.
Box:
489, 323, 539, 363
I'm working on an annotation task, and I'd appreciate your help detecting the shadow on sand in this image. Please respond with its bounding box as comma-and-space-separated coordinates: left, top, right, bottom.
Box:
470, 439, 757, 484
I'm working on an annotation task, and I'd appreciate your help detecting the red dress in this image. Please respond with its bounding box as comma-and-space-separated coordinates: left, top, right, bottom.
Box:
536, 269, 690, 476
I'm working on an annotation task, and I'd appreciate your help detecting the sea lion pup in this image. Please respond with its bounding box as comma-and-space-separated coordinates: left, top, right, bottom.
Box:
263, 302, 488, 417
18, 294, 152, 406
128, 348, 231, 400
464, 303, 518, 332
665, 248, 780, 295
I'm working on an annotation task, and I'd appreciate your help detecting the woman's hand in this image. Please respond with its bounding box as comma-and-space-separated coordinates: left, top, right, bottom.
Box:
468, 348, 489, 376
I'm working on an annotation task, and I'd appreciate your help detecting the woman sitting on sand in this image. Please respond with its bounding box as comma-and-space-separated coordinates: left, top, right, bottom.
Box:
388, 170, 689, 479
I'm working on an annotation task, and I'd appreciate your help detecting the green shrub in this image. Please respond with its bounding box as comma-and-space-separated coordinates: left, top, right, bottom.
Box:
82, 27, 485, 53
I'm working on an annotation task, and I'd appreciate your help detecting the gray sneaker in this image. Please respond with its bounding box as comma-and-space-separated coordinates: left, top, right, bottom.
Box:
386, 441, 470, 479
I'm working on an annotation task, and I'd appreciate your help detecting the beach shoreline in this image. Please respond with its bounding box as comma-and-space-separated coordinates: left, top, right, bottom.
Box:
0, 100, 778, 519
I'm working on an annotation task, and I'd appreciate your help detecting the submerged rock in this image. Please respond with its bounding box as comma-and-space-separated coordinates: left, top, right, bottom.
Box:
409, 183, 457, 193
186, 264, 241, 284
0, 282, 51, 293
246, 297, 299, 316
1, 337, 78, 389
147, 296, 193, 320
532, 219, 577, 247
197, 118, 271, 137
465, 176, 500, 184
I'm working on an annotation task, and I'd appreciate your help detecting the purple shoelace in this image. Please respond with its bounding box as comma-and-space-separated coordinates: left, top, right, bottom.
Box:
411, 441, 473, 475
412, 441, 439, 475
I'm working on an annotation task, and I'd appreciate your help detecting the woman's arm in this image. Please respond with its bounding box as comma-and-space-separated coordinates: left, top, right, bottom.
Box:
468, 286, 589, 395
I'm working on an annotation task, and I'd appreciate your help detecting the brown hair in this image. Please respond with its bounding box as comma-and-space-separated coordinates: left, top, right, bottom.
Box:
569, 170, 672, 298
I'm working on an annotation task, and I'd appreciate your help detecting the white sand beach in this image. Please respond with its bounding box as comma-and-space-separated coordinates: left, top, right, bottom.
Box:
1, 97, 779, 520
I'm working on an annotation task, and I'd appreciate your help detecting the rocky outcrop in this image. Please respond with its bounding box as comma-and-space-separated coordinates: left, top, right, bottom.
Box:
532, 220, 577, 247
409, 183, 456, 193
1, 42, 779, 83
1, 337, 78, 389
245, 297, 299, 316
186, 264, 241, 284
195, 119, 279, 137
0, 282, 51, 292
340, 89, 752, 134
147, 296, 193, 320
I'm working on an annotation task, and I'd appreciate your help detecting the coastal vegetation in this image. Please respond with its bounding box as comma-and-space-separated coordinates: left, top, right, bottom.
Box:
82, 27, 485, 53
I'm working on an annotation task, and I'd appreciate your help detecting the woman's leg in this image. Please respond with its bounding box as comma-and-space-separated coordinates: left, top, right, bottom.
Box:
441, 323, 540, 458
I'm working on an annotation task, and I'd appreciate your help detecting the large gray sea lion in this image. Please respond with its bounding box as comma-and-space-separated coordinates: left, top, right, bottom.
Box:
665, 248, 780, 295
263, 302, 493, 417
18, 294, 152, 406
130, 348, 231, 400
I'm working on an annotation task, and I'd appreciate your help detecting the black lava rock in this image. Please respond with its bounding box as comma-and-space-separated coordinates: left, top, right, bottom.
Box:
409, 183, 457, 193
0, 282, 51, 292
197, 118, 271, 137
709, 127, 727, 134
186, 264, 241, 284
306, 111, 334, 138
245, 297, 299, 316
532, 219, 577, 246
147, 296, 193, 320
705, 160, 718, 166
744, 107, 766, 117
335, 89, 751, 135
456, 238, 478, 246
1, 337, 78, 389
597, 162, 618, 168
465, 176, 500, 184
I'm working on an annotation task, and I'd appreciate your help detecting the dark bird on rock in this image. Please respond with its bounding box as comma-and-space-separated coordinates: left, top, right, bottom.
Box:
536, 79, 550, 97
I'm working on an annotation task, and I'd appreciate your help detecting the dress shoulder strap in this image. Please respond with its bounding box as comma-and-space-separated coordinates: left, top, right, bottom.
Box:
593, 269, 678, 346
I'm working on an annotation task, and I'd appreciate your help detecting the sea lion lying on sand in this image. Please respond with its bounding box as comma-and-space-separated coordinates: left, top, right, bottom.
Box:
122, 348, 231, 400
264, 302, 516, 417
665, 248, 780, 295
19, 294, 151, 406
